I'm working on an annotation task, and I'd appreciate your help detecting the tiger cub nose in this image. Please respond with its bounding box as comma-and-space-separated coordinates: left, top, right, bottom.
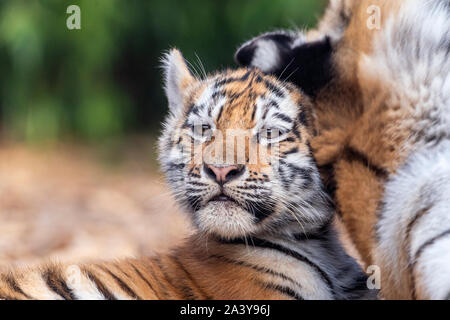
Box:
204, 164, 245, 185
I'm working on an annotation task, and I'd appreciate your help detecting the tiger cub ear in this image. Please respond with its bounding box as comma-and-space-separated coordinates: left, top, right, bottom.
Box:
162, 49, 195, 113
235, 31, 333, 97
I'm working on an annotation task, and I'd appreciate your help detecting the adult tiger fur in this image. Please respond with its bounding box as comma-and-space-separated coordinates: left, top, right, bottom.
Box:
0, 49, 371, 300
235, 0, 450, 299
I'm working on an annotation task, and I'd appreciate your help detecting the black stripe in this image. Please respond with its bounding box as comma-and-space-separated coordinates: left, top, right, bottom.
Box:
404, 206, 430, 299
293, 223, 332, 242
411, 228, 450, 299
227, 89, 248, 101
188, 181, 208, 187
339, 5, 351, 26
43, 269, 76, 300
167, 260, 197, 300
274, 112, 292, 123
293, 125, 302, 139
188, 173, 201, 178
342, 146, 389, 178
318, 163, 337, 207
405, 207, 430, 245
145, 261, 170, 299
267, 100, 280, 109
209, 254, 304, 290
100, 267, 140, 300
282, 147, 299, 156
2, 274, 32, 299
298, 110, 308, 125
245, 199, 276, 222
84, 269, 116, 300
214, 72, 251, 87
185, 103, 196, 117
152, 257, 193, 299
167, 162, 185, 171
285, 136, 296, 142
278, 165, 290, 190
182, 120, 190, 129
279, 160, 314, 187
185, 187, 205, 193
129, 263, 159, 299
257, 281, 304, 300
219, 237, 335, 297
263, 79, 284, 97
211, 89, 221, 99
187, 166, 196, 176
236, 185, 268, 190
171, 255, 212, 300
262, 106, 270, 121
251, 104, 257, 122
191, 104, 201, 116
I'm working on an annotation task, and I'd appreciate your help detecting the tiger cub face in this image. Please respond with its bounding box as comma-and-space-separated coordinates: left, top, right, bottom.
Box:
159, 49, 330, 239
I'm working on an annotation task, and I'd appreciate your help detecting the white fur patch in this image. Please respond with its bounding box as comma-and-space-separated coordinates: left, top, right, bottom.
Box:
162, 49, 194, 114
376, 141, 450, 299
291, 33, 306, 48
415, 236, 450, 299
252, 39, 281, 73
65, 265, 105, 300
18, 270, 63, 300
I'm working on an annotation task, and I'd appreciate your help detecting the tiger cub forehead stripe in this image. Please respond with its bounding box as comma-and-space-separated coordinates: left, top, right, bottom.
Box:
185, 69, 298, 134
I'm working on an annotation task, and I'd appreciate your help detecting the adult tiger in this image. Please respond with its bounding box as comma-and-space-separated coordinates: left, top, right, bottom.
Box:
235, 0, 450, 299
0, 49, 370, 300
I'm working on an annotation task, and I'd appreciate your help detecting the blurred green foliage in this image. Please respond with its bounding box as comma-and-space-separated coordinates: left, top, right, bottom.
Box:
0, 0, 325, 142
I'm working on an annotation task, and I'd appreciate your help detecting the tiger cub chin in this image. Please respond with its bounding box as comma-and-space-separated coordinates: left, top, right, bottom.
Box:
0, 49, 373, 300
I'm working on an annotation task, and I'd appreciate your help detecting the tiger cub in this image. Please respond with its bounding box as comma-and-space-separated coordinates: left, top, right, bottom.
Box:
0, 49, 371, 300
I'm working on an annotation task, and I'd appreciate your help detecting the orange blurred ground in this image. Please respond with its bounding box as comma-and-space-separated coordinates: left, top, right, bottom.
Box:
0, 142, 191, 270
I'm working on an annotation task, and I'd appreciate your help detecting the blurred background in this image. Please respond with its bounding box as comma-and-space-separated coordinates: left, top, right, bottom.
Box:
0, 0, 327, 268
